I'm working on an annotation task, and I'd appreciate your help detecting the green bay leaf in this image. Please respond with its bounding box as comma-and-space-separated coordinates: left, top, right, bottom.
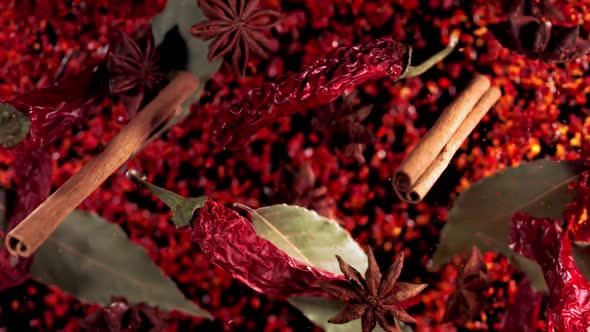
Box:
432, 159, 588, 291
149, 0, 222, 141
31, 210, 210, 318
240, 204, 414, 331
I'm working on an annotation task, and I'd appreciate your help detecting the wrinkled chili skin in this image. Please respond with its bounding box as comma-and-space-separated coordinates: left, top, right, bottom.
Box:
186, 199, 340, 297
212, 37, 409, 150
0, 149, 52, 291
8, 61, 108, 150
510, 213, 590, 332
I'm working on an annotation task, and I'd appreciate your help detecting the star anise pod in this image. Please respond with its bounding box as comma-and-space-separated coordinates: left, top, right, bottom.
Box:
489, 0, 590, 63
505, 0, 564, 21
190, 0, 282, 76
312, 92, 375, 163
79, 297, 167, 332
107, 27, 165, 117
442, 246, 491, 324
274, 161, 336, 219
320, 247, 427, 332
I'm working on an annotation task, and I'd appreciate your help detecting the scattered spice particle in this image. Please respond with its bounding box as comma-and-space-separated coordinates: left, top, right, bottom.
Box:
4, 0, 590, 330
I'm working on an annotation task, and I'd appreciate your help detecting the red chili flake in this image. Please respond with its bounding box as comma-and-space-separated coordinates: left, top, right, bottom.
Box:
510, 213, 590, 331
499, 277, 542, 332
128, 172, 341, 297
211, 36, 456, 149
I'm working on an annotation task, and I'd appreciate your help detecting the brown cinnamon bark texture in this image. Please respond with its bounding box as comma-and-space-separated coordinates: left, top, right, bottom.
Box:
5, 72, 199, 257
393, 75, 500, 203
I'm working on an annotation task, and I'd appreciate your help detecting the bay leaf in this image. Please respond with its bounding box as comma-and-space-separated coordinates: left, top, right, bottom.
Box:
240, 204, 413, 331
149, 0, 222, 140
31, 210, 210, 318
240, 204, 367, 274
573, 244, 590, 282
432, 159, 588, 291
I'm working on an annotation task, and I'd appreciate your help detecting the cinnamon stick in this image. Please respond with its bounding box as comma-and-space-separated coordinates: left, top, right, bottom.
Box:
393, 74, 490, 193
5, 72, 199, 257
402, 87, 501, 202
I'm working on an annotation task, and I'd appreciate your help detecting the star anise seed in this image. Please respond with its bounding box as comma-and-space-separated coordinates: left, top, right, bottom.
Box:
190, 0, 282, 76
442, 246, 491, 324
320, 247, 427, 332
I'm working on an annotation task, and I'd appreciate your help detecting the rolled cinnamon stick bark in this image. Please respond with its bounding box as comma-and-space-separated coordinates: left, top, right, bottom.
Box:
403, 87, 501, 202
393, 74, 490, 193
5, 72, 199, 258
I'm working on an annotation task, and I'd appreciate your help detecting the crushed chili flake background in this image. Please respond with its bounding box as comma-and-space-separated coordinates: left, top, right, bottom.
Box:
2, 0, 590, 331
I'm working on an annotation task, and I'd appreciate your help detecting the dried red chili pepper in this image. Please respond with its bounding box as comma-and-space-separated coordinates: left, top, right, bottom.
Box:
128, 171, 340, 296
0, 149, 52, 291
510, 213, 590, 331
212, 35, 457, 149
564, 171, 590, 244
499, 277, 542, 332
6, 61, 108, 150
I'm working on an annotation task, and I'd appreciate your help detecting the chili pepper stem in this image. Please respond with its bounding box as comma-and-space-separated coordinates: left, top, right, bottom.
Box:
402, 32, 459, 79
126, 170, 205, 228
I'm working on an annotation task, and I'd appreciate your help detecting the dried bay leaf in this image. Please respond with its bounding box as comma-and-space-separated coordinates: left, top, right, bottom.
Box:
239, 204, 413, 331
240, 204, 368, 275
31, 210, 210, 318
432, 159, 588, 291
149, 0, 222, 141
573, 244, 590, 282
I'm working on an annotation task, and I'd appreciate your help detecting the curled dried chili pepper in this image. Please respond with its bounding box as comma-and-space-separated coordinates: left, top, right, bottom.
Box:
0, 149, 52, 291
127, 171, 340, 296
510, 213, 590, 331
212, 35, 458, 150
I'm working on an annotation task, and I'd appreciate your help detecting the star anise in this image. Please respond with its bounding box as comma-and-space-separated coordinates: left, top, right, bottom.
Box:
489, 0, 590, 63
274, 161, 336, 219
312, 92, 375, 163
190, 0, 282, 76
107, 27, 165, 117
78, 297, 167, 332
441, 246, 491, 324
320, 247, 427, 332
505, 0, 564, 21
